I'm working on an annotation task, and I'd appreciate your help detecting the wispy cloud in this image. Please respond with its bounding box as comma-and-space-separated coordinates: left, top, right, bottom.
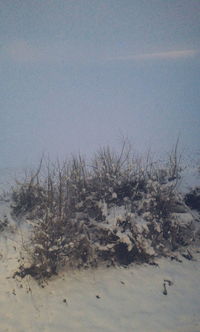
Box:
108, 49, 199, 62
1, 40, 199, 65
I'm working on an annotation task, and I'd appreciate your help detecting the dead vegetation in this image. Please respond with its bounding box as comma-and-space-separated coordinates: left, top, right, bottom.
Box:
0, 215, 9, 232
11, 142, 196, 281
185, 187, 200, 212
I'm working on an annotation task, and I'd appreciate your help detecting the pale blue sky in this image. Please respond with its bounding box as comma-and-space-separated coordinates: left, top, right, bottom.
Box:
1, 0, 200, 168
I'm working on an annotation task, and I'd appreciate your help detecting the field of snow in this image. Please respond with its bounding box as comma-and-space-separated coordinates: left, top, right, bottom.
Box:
0, 196, 200, 332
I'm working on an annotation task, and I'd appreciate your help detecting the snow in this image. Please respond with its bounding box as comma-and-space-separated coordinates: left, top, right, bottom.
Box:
0, 167, 200, 331
0, 198, 200, 332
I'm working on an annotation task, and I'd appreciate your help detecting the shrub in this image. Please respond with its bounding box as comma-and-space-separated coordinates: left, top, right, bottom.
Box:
0, 216, 8, 232
12, 183, 46, 216
138, 179, 177, 221
11, 142, 194, 281
185, 187, 200, 212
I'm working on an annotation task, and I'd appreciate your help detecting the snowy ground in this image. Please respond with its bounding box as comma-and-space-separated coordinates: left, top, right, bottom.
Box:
0, 197, 200, 332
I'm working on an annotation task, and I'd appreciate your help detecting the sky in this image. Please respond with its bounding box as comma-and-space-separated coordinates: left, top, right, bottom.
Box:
0, 0, 200, 169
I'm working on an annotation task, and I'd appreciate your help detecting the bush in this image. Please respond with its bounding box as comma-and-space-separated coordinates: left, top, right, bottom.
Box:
0, 216, 8, 232
185, 187, 200, 212
12, 142, 194, 281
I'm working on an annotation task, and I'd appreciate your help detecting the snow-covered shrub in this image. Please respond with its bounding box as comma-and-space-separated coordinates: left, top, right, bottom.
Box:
139, 179, 177, 221
25, 213, 97, 279
185, 187, 200, 212
12, 141, 195, 281
116, 212, 194, 258
11, 159, 47, 217
12, 182, 46, 217
91, 145, 148, 206
0, 216, 8, 232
